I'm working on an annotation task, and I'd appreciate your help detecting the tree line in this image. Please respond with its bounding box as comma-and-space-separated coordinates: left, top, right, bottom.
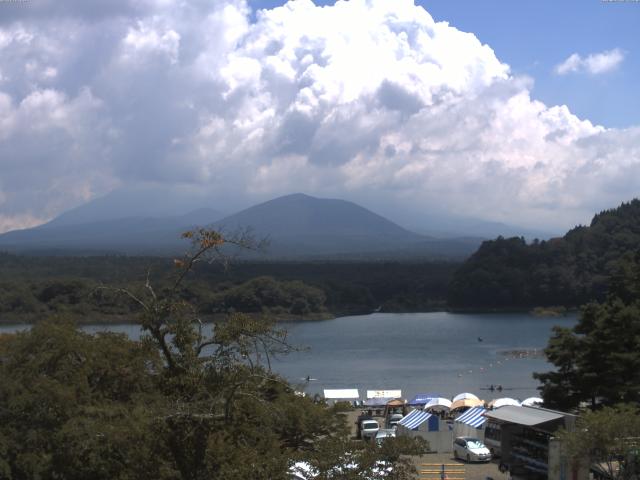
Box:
0, 254, 457, 323
449, 199, 640, 309
534, 250, 640, 480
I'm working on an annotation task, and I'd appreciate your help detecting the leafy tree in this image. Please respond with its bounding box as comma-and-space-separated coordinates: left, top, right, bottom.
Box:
209, 276, 327, 315
0, 229, 425, 479
298, 434, 428, 480
557, 405, 640, 480
534, 251, 640, 410
0, 319, 165, 480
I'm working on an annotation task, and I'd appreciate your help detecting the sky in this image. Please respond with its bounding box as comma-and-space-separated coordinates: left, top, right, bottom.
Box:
0, 0, 639, 233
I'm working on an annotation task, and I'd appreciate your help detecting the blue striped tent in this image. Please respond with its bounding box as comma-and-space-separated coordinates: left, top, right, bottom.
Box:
398, 409, 434, 430
455, 407, 487, 428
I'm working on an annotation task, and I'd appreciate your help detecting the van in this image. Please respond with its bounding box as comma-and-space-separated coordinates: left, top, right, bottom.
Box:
358, 417, 380, 441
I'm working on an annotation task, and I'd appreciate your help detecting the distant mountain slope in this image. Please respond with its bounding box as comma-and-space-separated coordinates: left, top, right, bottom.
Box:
0, 209, 221, 254
0, 192, 481, 258
46, 185, 222, 228
214, 193, 424, 255
212, 193, 482, 258
448, 199, 640, 309
409, 217, 555, 241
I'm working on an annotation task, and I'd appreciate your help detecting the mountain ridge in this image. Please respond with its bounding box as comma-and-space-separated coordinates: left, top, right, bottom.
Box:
0, 192, 481, 259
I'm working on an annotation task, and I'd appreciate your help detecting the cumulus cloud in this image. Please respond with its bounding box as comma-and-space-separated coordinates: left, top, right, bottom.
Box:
0, 0, 638, 233
555, 48, 625, 75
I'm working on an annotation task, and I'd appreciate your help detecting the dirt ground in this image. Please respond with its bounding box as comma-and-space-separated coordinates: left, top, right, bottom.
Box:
345, 410, 509, 480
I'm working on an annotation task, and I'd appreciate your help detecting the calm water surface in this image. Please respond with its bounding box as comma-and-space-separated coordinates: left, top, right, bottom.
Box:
1, 312, 576, 401
274, 312, 576, 400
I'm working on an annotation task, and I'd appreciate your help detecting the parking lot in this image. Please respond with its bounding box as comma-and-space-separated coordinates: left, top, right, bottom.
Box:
347, 410, 510, 480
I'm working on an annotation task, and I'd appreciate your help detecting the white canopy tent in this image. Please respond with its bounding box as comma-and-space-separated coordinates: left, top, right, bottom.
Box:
521, 397, 544, 407
452, 392, 480, 402
423, 397, 452, 410
488, 397, 521, 409
451, 398, 484, 410
323, 389, 360, 400
367, 390, 402, 399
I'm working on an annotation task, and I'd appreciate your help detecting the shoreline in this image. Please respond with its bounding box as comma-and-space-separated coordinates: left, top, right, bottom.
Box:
0, 306, 578, 326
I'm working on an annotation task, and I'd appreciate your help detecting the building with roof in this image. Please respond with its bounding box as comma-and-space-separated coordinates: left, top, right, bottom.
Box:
484, 405, 588, 480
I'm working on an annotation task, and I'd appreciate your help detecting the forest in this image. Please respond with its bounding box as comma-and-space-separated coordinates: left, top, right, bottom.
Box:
448, 199, 640, 310
0, 253, 457, 323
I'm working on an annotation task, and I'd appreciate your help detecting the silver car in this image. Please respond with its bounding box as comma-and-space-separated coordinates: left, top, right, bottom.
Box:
453, 436, 492, 462
386, 413, 403, 429
375, 428, 396, 446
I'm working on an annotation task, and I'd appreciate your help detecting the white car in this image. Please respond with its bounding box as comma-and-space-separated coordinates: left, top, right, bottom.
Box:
360, 419, 380, 441
453, 437, 492, 462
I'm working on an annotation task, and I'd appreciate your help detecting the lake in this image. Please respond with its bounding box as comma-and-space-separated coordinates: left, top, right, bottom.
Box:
0, 311, 576, 402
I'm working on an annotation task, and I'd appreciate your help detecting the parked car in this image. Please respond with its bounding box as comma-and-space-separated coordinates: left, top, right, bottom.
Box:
356, 415, 379, 439
386, 413, 403, 429
453, 436, 492, 462
359, 418, 380, 441
375, 428, 396, 446
356, 415, 371, 439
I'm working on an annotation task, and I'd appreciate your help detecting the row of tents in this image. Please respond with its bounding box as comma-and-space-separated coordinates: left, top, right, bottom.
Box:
322, 389, 546, 453
323, 389, 543, 410
409, 392, 544, 410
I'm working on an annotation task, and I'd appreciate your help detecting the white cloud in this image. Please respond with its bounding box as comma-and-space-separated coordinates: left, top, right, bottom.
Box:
555, 48, 625, 75
0, 213, 48, 233
0, 0, 638, 234
122, 19, 181, 64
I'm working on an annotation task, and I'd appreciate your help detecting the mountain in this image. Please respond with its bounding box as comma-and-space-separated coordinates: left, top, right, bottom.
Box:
214, 193, 420, 253
406, 216, 556, 241
213, 193, 480, 258
0, 189, 490, 258
0, 192, 482, 258
45, 184, 223, 228
448, 198, 640, 309
0, 208, 222, 254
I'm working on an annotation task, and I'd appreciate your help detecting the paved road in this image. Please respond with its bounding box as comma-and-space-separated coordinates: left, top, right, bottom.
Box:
412, 453, 508, 480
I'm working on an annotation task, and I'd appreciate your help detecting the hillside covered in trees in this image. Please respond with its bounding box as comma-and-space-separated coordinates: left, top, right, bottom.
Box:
448, 199, 640, 309
0, 253, 456, 323
534, 250, 640, 411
